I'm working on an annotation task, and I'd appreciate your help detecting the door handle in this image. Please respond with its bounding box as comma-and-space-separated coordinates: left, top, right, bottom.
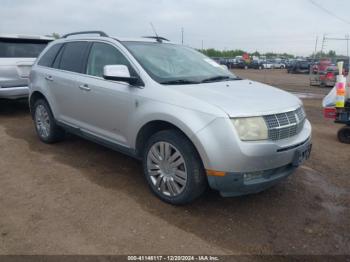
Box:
79, 84, 91, 91
45, 75, 53, 81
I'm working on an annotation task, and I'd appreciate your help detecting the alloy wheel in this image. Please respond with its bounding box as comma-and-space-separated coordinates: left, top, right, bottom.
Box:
146, 141, 188, 197
35, 104, 51, 139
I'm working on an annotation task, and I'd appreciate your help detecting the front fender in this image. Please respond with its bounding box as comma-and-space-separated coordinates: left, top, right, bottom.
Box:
126, 99, 218, 156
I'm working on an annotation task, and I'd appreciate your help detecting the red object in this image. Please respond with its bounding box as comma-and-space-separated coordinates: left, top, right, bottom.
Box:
325, 72, 334, 80
242, 53, 249, 61
323, 107, 336, 119
313, 59, 332, 74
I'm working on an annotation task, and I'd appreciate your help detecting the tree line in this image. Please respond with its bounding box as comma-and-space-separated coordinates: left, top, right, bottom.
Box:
199, 48, 341, 59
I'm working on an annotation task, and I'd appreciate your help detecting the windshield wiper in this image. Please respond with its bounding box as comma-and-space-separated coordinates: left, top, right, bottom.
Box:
200, 75, 240, 83
160, 79, 200, 85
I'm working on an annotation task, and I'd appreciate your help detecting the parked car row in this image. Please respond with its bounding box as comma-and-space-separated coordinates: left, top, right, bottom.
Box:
1, 31, 312, 205
216, 58, 288, 70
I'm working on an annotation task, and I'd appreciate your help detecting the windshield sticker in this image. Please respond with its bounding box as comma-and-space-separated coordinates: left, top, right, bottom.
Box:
204, 58, 221, 67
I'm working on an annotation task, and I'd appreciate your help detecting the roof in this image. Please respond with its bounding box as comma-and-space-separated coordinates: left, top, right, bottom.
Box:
0, 34, 54, 40
114, 37, 172, 43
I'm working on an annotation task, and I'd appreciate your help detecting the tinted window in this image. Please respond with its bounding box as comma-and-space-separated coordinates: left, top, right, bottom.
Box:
86, 42, 134, 77
37, 43, 63, 67
59, 42, 89, 73
0, 38, 50, 58
52, 46, 64, 69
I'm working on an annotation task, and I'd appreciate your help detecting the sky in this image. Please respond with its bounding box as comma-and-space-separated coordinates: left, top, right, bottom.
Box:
1, 0, 350, 56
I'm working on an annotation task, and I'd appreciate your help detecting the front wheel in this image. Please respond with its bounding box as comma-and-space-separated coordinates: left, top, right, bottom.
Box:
142, 130, 207, 205
338, 126, 350, 144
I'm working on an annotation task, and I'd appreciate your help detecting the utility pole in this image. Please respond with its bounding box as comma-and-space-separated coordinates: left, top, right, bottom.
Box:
181, 27, 184, 45
201, 40, 204, 51
346, 34, 349, 57
321, 34, 326, 56
347, 34, 350, 72
313, 36, 318, 60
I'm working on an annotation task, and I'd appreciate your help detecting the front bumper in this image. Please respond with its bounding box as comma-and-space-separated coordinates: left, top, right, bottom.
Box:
191, 117, 312, 196
0, 86, 29, 99
208, 164, 296, 197
207, 137, 311, 197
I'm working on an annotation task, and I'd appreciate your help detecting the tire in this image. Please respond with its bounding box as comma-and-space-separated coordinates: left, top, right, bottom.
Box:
33, 99, 65, 143
142, 130, 207, 205
337, 126, 350, 144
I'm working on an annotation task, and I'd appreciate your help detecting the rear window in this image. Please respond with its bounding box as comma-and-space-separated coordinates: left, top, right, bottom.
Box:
37, 43, 63, 67
59, 42, 90, 73
0, 38, 50, 58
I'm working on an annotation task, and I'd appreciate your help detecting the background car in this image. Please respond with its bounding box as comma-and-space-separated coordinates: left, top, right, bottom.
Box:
261, 59, 274, 69
287, 60, 310, 74
272, 61, 286, 69
249, 60, 265, 69
0, 34, 53, 99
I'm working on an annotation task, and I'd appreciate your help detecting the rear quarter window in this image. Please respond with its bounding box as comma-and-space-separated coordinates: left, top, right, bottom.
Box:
58, 41, 90, 73
37, 43, 63, 67
0, 38, 50, 58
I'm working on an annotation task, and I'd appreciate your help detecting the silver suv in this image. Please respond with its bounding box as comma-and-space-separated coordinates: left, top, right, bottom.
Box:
29, 31, 312, 204
0, 35, 52, 99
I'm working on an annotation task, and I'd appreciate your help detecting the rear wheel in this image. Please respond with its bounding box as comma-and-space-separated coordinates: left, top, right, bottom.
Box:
338, 126, 350, 144
33, 99, 65, 143
142, 130, 207, 205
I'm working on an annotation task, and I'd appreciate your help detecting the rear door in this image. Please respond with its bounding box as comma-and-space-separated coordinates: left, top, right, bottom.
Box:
47, 41, 90, 126
0, 38, 50, 88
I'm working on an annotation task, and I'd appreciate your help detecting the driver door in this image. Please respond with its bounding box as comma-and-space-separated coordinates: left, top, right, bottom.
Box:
75, 42, 138, 147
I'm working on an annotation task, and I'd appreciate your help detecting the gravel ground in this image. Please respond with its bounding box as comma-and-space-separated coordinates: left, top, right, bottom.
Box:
0, 69, 349, 257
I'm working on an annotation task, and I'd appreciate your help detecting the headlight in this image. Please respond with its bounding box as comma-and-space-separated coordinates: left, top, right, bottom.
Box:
231, 117, 268, 141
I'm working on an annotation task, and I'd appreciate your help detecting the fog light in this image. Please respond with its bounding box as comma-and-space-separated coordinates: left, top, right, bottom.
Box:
243, 171, 265, 182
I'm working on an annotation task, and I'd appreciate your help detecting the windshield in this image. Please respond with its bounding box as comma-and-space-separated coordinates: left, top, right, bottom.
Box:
0, 39, 50, 58
123, 41, 238, 84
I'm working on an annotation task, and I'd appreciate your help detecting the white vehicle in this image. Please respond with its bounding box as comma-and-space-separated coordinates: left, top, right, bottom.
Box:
262, 60, 285, 69
29, 31, 312, 204
0, 34, 53, 99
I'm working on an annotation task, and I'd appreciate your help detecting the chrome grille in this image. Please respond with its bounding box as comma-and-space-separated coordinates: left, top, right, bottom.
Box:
263, 107, 306, 140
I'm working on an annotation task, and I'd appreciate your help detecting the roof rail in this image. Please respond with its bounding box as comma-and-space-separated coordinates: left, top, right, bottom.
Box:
143, 36, 170, 43
62, 31, 109, 38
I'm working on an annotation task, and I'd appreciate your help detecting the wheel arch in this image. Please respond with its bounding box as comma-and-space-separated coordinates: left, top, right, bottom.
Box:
29, 91, 49, 118
135, 120, 205, 167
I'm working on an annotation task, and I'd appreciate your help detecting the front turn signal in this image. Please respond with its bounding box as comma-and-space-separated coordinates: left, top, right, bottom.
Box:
206, 170, 226, 177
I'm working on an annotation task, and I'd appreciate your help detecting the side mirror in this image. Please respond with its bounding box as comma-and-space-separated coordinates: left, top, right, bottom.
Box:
103, 65, 140, 85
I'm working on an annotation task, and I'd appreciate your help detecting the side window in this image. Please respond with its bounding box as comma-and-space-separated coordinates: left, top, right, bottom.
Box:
59, 42, 89, 73
37, 43, 63, 67
52, 45, 64, 69
86, 42, 135, 77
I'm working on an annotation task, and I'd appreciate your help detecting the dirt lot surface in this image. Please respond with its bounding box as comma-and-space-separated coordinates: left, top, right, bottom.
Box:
0, 69, 349, 256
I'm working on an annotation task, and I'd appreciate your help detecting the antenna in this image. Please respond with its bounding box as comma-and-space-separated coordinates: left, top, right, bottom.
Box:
143, 23, 170, 43
150, 22, 159, 38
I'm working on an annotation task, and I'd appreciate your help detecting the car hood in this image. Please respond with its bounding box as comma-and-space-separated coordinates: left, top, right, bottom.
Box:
171, 79, 302, 117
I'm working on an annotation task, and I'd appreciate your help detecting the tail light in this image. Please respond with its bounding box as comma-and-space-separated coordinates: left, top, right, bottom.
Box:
323, 107, 336, 119
326, 72, 334, 80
